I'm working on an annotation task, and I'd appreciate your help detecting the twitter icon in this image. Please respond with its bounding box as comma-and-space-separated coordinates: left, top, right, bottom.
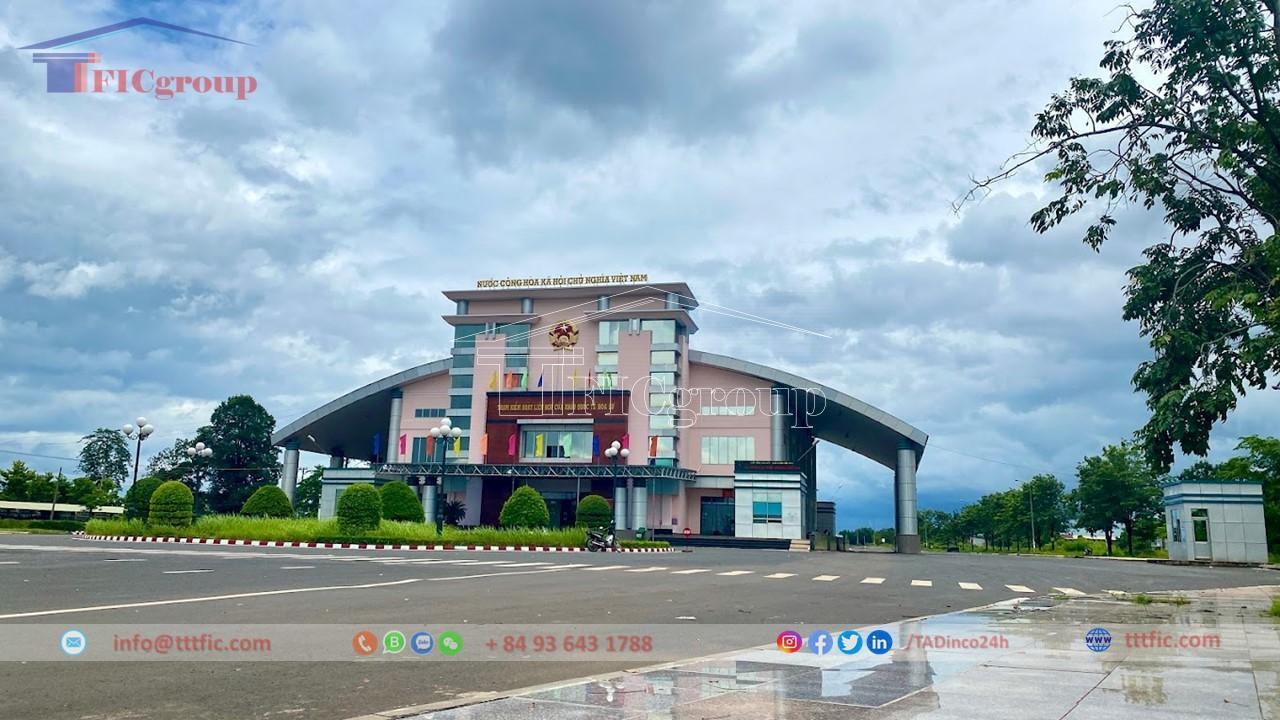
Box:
836, 630, 863, 655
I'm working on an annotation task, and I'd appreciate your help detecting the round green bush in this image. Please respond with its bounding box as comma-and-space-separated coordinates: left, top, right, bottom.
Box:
336, 483, 382, 535
499, 485, 550, 529
124, 476, 164, 520
240, 485, 294, 518
575, 494, 613, 528
148, 481, 194, 527
379, 481, 425, 522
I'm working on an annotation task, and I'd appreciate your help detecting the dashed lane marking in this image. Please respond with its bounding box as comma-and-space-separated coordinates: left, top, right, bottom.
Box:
861, 577, 885, 584
0, 561, 20, 565
494, 562, 553, 568
717, 570, 754, 576
911, 579, 933, 587
625, 567, 668, 573
280, 566, 314, 570
671, 569, 711, 575
163, 570, 213, 575
1054, 587, 1086, 596
583, 565, 629, 571
958, 582, 983, 590
764, 573, 796, 579
1006, 584, 1035, 593
103, 558, 147, 562
813, 575, 840, 582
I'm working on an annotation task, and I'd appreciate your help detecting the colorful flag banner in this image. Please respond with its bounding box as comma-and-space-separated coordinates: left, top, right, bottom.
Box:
621, 433, 630, 450
592, 435, 600, 458
398, 434, 406, 456
488, 370, 499, 390
534, 433, 545, 457
453, 435, 462, 453
537, 372, 543, 388
648, 436, 658, 457
426, 436, 435, 458
562, 432, 573, 457
507, 433, 517, 457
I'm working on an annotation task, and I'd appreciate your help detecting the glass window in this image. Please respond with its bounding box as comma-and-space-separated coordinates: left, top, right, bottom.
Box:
596, 371, 618, 389
505, 354, 528, 368
598, 320, 627, 346
700, 436, 756, 465
649, 393, 675, 411
752, 491, 782, 524
453, 324, 484, 348
411, 437, 428, 463
1191, 508, 1209, 542
641, 319, 676, 344
450, 395, 472, 409
650, 372, 677, 391
597, 351, 619, 367
653, 436, 676, 457
448, 416, 470, 430
520, 426, 594, 461
500, 323, 530, 348
414, 408, 447, 418
649, 414, 674, 430
450, 374, 473, 389
451, 352, 475, 368
650, 350, 676, 365
700, 405, 756, 416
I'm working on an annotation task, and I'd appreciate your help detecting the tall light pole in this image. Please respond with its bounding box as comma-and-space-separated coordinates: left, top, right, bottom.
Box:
427, 418, 462, 533
604, 441, 629, 529
185, 441, 213, 490
122, 417, 155, 486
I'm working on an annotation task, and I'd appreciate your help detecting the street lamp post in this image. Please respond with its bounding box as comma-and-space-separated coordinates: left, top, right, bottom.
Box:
184, 441, 213, 489
122, 417, 155, 486
427, 418, 462, 534
604, 441, 630, 530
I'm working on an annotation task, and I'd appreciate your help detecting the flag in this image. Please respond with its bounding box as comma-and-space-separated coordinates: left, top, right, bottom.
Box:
480, 433, 489, 460
507, 433, 517, 457
621, 433, 630, 450
453, 435, 462, 453
504, 372, 518, 389
488, 370, 498, 390
373, 433, 382, 461
562, 432, 573, 457
398, 434, 406, 456
426, 436, 435, 458
648, 435, 658, 456
520, 372, 528, 389
592, 435, 600, 458
534, 433, 545, 457
537, 372, 543, 388
587, 371, 595, 388
570, 368, 579, 388
600, 372, 613, 389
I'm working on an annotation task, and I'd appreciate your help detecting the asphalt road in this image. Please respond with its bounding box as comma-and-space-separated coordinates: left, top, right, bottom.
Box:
0, 534, 1273, 720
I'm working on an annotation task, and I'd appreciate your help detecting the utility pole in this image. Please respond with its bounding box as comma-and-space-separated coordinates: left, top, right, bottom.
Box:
48, 467, 61, 520
1029, 487, 1037, 551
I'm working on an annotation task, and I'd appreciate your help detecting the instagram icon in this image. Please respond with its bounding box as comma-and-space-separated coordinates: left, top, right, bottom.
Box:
776, 630, 803, 653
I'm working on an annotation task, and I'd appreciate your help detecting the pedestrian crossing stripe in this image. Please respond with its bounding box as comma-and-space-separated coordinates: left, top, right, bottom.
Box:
958, 582, 982, 590
717, 570, 754, 576
764, 573, 796, 579
861, 577, 885, 584
671, 569, 711, 574
1053, 587, 1085, 596
812, 575, 839, 582
583, 565, 629, 571
1006, 584, 1035, 593
625, 567, 668, 572
911, 579, 932, 587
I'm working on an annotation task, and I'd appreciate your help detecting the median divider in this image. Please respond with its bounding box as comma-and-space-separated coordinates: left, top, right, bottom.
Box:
70, 532, 675, 553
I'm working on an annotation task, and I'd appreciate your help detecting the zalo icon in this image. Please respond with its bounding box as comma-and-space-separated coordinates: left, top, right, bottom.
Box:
410, 632, 434, 655
807, 630, 833, 655
836, 630, 863, 655
867, 629, 893, 655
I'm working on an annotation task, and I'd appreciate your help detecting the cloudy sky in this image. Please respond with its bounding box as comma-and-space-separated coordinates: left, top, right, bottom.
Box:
1, 1, 1274, 529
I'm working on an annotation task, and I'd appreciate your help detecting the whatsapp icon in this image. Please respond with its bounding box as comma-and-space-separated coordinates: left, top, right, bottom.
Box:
383, 630, 406, 654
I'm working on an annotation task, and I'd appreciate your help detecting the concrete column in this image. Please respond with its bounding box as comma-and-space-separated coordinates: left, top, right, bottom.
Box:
386, 389, 403, 463
895, 439, 920, 553
328, 452, 345, 469
613, 476, 627, 529
281, 440, 300, 503
770, 389, 787, 460
421, 479, 437, 525
631, 479, 647, 534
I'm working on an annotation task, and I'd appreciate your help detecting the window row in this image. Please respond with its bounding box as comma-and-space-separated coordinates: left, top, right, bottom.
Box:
699, 405, 757, 416
700, 436, 756, 465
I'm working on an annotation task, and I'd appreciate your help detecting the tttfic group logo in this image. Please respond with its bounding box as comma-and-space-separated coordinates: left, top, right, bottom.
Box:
19, 17, 257, 100
1085, 627, 1112, 653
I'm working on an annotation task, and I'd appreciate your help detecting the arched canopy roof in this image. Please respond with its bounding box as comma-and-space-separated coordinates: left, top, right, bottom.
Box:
273, 353, 928, 469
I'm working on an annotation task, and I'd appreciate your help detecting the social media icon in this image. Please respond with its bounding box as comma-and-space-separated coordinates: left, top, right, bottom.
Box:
383, 630, 406, 654
776, 630, 803, 653
438, 631, 463, 656
410, 632, 434, 656
836, 630, 863, 655
352, 630, 378, 657
1084, 627, 1112, 653
808, 630, 833, 655
866, 629, 893, 655
60, 629, 87, 656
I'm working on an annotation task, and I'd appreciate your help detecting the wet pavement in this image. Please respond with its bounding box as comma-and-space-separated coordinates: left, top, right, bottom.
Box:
399, 584, 1280, 719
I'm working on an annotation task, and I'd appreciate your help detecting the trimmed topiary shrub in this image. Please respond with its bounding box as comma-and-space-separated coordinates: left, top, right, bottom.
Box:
379, 481, 425, 522
336, 483, 382, 535
240, 485, 294, 518
499, 485, 550, 529
575, 494, 612, 528
148, 481, 194, 527
124, 476, 164, 520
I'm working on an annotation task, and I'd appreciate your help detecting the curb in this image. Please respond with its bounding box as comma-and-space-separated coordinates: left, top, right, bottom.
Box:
70, 532, 675, 553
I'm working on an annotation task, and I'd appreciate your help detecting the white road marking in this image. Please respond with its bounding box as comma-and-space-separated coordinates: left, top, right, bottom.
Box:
671, 569, 711, 575
764, 573, 796, 579
958, 582, 983, 590
717, 570, 754, 576
583, 565, 629, 571
443, 560, 510, 566
1054, 587, 1086, 596
104, 558, 146, 562
860, 577, 885, 584
495, 562, 553, 568
0, 579, 423, 620
543, 563, 591, 569
280, 566, 314, 570
625, 567, 668, 573
0, 561, 20, 565
163, 570, 213, 575
812, 575, 840, 582
425, 568, 578, 582
911, 579, 933, 587
1006, 584, 1035, 593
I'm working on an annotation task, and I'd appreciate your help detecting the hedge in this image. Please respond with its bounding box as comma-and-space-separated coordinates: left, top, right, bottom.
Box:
0, 519, 85, 532
336, 483, 381, 534
499, 485, 550, 529
379, 481, 424, 522
575, 494, 612, 528
240, 485, 293, 518
124, 477, 165, 520
148, 481, 195, 527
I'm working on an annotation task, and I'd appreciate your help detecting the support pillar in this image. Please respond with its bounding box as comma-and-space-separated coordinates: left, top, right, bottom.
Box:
769, 389, 788, 461
329, 452, 345, 469
613, 476, 627, 530
895, 439, 920, 554
421, 478, 437, 526
281, 440, 300, 504
631, 479, 647, 534
386, 389, 404, 463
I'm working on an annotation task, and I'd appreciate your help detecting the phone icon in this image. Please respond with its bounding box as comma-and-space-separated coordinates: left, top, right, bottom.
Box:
353, 630, 377, 657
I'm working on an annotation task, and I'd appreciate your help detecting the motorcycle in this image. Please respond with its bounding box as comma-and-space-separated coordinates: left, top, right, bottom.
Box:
586, 522, 619, 552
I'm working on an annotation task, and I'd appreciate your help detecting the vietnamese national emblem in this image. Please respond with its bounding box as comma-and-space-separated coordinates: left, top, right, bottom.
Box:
548, 321, 579, 350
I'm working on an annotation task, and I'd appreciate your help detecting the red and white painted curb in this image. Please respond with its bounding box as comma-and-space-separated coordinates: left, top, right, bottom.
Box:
71, 532, 675, 553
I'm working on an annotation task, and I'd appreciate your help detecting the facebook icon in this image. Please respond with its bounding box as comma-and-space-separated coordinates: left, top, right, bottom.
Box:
807, 630, 833, 655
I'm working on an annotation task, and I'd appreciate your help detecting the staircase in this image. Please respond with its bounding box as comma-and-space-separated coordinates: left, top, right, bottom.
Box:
788, 538, 811, 553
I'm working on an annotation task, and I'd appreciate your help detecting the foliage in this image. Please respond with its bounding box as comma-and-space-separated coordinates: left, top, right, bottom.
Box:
148, 480, 195, 527
619, 539, 671, 549
1076, 443, 1163, 556
78, 428, 131, 491
336, 483, 382, 534
202, 395, 280, 514
145, 438, 212, 503
499, 485, 551, 528
0, 519, 85, 532
379, 481, 425, 522
873, 527, 896, 545
124, 476, 165, 520
974, 0, 1280, 472
294, 466, 325, 518
575, 494, 612, 528
240, 485, 293, 518
1219, 435, 1280, 548
69, 476, 117, 511
441, 498, 467, 526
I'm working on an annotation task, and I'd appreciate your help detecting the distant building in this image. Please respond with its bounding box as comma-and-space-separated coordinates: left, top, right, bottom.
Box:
1162, 477, 1267, 563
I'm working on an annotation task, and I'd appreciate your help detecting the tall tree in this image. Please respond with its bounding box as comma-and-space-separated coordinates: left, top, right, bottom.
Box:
295, 465, 325, 518
0, 461, 39, 500
970, 0, 1280, 473
78, 428, 131, 491
1024, 474, 1070, 549
1076, 443, 1163, 555
202, 395, 280, 513
1218, 435, 1280, 547
145, 437, 214, 501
